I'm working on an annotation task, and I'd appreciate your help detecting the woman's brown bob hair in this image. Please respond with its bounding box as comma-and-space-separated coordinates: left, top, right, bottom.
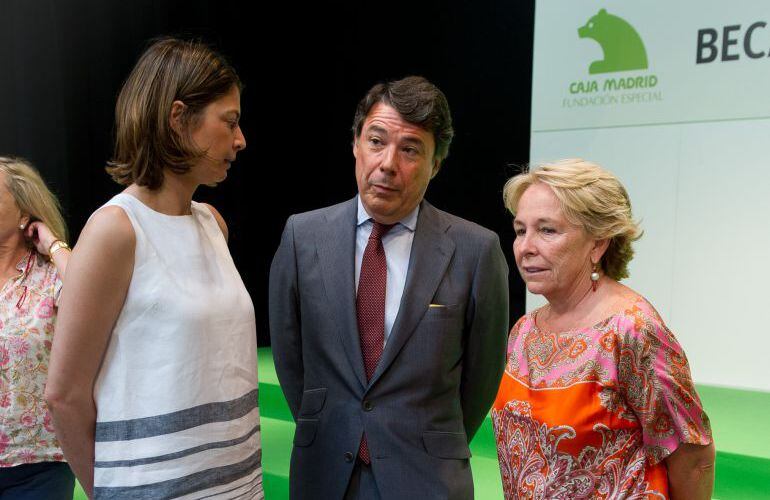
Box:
503, 159, 642, 281
106, 38, 242, 190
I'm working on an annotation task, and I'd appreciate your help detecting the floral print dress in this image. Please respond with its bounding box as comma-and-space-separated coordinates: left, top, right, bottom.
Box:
492, 296, 712, 499
0, 250, 64, 467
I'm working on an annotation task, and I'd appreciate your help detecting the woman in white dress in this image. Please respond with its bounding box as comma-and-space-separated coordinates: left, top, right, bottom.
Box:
45, 38, 263, 499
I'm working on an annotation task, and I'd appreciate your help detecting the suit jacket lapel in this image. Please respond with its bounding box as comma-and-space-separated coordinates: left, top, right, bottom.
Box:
369, 201, 455, 387
316, 197, 367, 389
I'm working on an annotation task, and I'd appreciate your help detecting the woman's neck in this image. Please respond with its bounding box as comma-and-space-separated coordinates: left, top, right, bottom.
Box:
125, 173, 197, 216
545, 266, 597, 316
540, 275, 621, 331
0, 236, 29, 281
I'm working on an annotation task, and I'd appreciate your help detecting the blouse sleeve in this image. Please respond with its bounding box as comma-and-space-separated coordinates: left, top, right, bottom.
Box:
507, 316, 527, 357
617, 308, 713, 465
44, 258, 63, 308
53, 276, 63, 307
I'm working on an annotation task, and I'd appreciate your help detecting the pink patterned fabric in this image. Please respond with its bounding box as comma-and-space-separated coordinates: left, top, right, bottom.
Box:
356, 221, 393, 463
492, 295, 712, 499
0, 250, 64, 467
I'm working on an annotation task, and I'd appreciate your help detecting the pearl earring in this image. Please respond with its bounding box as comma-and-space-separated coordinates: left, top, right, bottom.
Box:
19, 224, 25, 230
590, 262, 600, 292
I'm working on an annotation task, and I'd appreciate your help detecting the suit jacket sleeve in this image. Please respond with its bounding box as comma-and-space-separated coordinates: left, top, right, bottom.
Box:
269, 215, 304, 420
461, 233, 509, 441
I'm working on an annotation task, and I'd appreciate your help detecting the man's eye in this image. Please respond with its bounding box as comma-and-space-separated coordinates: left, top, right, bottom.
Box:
403, 147, 419, 156
514, 228, 525, 237
368, 137, 383, 146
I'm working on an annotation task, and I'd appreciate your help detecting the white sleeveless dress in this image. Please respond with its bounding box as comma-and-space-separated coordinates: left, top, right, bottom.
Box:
91, 193, 263, 499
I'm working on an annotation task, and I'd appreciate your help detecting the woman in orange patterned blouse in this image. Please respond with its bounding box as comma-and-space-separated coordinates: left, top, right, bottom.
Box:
493, 159, 714, 499
0, 157, 73, 498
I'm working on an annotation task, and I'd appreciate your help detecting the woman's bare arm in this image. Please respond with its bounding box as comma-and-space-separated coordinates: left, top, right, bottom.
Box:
665, 441, 716, 500
26, 221, 71, 278
45, 206, 135, 498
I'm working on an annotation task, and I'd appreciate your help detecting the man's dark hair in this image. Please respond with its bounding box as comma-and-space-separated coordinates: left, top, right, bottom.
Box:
352, 76, 454, 167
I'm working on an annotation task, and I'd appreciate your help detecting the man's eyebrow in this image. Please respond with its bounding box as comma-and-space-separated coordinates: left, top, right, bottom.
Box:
366, 124, 389, 136
401, 136, 426, 147
224, 110, 241, 119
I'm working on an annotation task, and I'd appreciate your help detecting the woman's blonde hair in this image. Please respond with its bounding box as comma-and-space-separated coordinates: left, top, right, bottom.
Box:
503, 159, 641, 280
0, 157, 68, 244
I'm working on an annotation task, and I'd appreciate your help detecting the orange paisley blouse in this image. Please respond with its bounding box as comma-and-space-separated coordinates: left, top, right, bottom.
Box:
492, 296, 712, 499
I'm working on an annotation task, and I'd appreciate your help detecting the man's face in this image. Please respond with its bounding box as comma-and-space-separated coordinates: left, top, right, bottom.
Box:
354, 102, 438, 224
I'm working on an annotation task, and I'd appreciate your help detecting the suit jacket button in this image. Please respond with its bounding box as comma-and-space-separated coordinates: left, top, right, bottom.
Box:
362, 400, 373, 411
344, 452, 354, 462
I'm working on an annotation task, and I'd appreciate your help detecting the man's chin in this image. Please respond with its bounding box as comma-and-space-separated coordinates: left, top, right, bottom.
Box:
361, 196, 398, 219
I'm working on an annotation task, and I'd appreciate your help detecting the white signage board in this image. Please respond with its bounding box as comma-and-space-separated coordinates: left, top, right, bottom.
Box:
530, 0, 770, 391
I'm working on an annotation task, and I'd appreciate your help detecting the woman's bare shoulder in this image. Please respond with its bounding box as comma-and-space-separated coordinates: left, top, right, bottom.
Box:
73, 205, 136, 264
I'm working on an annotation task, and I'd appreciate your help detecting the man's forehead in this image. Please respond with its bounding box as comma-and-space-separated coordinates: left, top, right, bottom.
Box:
363, 103, 431, 139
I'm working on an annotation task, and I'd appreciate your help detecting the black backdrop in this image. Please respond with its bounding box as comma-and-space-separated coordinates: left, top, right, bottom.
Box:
0, 0, 534, 345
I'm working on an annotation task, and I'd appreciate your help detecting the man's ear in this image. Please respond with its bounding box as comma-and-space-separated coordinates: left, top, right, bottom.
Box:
169, 100, 187, 134
430, 159, 441, 178
352, 136, 359, 159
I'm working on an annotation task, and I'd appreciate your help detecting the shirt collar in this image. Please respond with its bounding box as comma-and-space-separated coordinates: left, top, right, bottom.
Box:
15, 249, 35, 276
356, 195, 419, 232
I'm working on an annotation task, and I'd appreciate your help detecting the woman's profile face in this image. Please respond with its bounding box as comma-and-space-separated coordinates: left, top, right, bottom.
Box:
512, 182, 596, 302
188, 85, 246, 185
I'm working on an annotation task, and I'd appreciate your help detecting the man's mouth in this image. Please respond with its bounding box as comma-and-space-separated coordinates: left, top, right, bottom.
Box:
370, 183, 397, 192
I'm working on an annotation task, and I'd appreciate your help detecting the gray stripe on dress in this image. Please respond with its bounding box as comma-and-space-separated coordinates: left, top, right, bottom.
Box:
227, 480, 265, 500
193, 471, 263, 500
95, 389, 258, 442
93, 448, 262, 500
94, 423, 261, 468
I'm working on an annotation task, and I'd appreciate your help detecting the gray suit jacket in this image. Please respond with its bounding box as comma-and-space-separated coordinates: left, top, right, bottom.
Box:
269, 198, 509, 499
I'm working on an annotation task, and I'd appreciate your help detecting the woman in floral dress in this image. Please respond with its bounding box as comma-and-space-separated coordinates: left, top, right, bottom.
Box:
0, 157, 73, 498
494, 159, 714, 499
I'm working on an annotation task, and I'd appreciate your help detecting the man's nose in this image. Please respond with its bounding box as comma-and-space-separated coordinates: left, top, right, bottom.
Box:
379, 145, 397, 172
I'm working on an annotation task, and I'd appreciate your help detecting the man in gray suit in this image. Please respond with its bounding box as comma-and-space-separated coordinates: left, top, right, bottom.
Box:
269, 76, 509, 499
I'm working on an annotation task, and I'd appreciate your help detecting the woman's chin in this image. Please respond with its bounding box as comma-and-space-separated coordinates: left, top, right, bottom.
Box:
525, 282, 549, 296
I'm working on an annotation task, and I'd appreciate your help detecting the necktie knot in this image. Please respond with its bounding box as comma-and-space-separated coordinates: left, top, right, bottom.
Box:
369, 221, 395, 241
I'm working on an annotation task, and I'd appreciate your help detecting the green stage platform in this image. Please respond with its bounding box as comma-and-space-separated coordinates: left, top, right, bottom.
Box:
73, 348, 770, 499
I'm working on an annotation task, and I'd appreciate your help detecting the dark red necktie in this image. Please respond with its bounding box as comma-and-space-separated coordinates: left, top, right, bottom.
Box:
356, 221, 394, 463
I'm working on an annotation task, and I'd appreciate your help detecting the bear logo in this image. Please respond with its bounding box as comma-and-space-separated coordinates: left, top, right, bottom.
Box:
578, 9, 648, 74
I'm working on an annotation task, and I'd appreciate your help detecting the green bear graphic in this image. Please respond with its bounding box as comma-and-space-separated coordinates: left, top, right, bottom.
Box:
578, 9, 648, 74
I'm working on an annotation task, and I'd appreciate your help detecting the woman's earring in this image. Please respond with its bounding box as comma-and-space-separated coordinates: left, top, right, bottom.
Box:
590, 262, 600, 292
19, 224, 25, 230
